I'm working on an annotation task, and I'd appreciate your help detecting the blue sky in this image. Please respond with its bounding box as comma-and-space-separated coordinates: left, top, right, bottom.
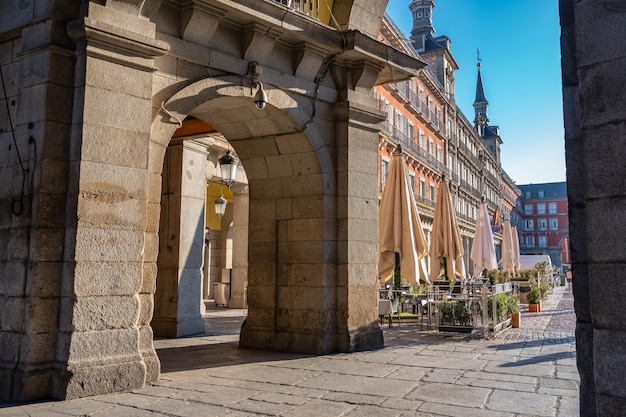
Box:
385, 0, 565, 185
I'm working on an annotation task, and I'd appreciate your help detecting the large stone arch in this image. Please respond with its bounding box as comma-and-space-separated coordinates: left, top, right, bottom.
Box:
147, 75, 355, 355
1, 0, 424, 402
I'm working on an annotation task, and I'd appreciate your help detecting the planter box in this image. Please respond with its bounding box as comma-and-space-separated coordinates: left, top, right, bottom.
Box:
438, 325, 474, 333
528, 303, 540, 312
488, 318, 512, 334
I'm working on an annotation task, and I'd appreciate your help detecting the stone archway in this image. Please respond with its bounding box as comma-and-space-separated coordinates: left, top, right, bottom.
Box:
146, 75, 363, 358
0, 0, 422, 402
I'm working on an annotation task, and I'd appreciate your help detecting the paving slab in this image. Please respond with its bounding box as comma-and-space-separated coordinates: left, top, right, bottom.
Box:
0, 286, 579, 417
405, 382, 491, 408
486, 389, 557, 416
418, 401, 516, 417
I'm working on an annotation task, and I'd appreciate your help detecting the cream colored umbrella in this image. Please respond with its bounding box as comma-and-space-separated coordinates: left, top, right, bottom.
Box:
428, 180, 467, 284
501, 219, 515, 277
470, 203, 498, 279
378, 149, 428, 286
512, 225, 521, 275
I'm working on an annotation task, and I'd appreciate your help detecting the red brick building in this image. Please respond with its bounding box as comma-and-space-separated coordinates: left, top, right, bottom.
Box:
517, 182, 570, 268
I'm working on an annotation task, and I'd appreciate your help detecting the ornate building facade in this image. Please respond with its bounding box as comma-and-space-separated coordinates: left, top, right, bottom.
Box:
376, 1, 521, 277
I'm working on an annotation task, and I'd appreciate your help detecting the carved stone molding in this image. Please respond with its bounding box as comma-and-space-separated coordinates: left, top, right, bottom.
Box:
180, 1, 227, 45
67, 15, 169, 71
101, 0, 163, 18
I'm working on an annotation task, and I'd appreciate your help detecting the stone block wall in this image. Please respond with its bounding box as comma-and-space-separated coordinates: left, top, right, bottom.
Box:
561, 0, 626, 415
0, 5, 78, 400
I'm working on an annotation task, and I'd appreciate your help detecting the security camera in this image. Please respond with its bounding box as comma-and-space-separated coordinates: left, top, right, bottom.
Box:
254, 82, 267, 110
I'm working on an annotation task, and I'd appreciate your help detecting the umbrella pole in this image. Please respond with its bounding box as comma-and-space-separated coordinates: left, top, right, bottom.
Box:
394, 252, 401, 290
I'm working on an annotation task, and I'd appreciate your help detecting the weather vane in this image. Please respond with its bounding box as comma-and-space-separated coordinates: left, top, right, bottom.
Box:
477, 48, 481, 67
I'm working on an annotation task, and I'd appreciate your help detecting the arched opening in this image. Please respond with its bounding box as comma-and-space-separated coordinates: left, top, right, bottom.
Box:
146, 75, 342, 366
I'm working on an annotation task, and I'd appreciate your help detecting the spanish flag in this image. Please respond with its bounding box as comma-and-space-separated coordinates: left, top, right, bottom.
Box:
491, 208, 501, 233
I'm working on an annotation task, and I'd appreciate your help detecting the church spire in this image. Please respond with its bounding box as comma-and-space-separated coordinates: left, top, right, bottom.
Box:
473, 49, 489, 135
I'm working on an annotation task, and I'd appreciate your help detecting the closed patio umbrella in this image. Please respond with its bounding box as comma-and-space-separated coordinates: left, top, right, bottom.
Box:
470, 202, 498, 279
378, 147, 428, 286
429, 180, 466, 284
501, 219, 515, 277
512, 225, 521, 275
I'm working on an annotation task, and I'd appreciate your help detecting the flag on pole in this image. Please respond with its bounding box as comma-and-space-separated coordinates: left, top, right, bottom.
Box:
491, 208, 501, 233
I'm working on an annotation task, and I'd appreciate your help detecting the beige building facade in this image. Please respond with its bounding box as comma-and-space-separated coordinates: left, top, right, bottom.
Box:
0, 0, 421, 402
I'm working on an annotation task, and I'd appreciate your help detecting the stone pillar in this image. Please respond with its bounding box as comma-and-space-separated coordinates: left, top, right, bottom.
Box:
228, 186, 249, 308
560, 0, 626, 414
0, 8, 78, 402
332, 61, 388, 352
51, 2, 168, 400
153, 141, 207, 338
335, 100, 385, 352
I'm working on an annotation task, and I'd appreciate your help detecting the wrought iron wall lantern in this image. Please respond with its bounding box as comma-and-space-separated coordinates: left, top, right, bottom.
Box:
214, 191, 227, 219
214, 149, 239, 218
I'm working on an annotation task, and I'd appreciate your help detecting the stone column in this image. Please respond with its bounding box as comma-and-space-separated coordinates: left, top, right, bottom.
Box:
333, 61, 388, 352
52, 2, 168, 399
228, 186, 249, 308
153, 141, 207, 338
561, 0, 626, 414
0, 8, 78, 402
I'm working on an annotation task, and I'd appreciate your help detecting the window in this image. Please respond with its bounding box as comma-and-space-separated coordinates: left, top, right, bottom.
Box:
409, 173, 416, 195
537, 203, 546, 214
538, 219, 547, 230
380, 157, 390, 190
538, 236, 548, 248
526, 236, 535, 247
418, 129, 425, 149
549, 202, 557, 214
436, 145, 442, 162
428, 139, 434, 155
550, 218, 559, 230
538, 190, 545, 198
525, 192, 531, 199
430, 184, 435, 202
407, 78, 415, 93
379, 96, 389, 113
407, 122, 415, 141
524, 204, 533, 215
420, 178, 426, 198
394, 111, 402, 132
525, 220, 534, 230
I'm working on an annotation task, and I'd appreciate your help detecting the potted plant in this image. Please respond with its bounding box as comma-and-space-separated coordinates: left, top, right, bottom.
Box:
509, 294, 521, 328
539, 280, 550, 300
527, 279, 541, 312
438, 300, 473, 333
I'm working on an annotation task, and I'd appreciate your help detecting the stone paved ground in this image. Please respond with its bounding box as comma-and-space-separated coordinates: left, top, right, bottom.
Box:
0, 286, 578, 417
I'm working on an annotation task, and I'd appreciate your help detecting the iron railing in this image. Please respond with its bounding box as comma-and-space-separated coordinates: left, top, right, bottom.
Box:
274, 0, 323, 19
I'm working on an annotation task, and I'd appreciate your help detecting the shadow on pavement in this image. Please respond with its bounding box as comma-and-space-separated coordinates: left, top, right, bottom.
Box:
498, 351, 575, 367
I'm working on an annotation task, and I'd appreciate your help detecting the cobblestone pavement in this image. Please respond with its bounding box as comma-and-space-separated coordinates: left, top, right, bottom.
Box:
0, 286, 578, 417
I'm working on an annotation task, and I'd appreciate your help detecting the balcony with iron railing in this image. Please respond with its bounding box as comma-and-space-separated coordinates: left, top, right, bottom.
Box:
380, 121, 448, 175
272, 0, 331, 21
406, 88, 444, 133
388, 84, 445, 136
459, 178, 482, 200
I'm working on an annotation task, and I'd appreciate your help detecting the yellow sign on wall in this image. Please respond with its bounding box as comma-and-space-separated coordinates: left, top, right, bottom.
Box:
206, 181, 233, 230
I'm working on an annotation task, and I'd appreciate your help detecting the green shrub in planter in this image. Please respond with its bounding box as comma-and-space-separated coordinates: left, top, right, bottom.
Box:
528, 279, 541, 304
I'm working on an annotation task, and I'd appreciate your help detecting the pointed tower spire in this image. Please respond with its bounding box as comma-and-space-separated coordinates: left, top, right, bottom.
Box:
473, 49, 489, 135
